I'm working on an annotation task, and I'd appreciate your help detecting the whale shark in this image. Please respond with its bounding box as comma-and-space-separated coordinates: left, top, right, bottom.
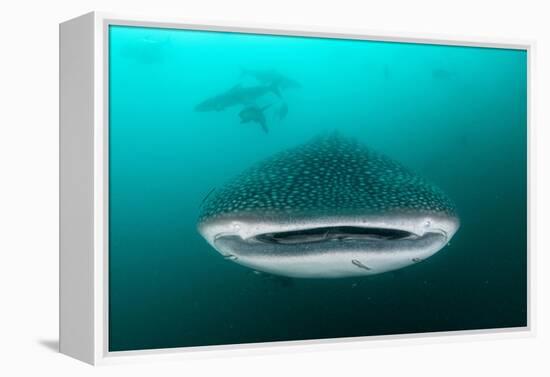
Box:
197, 133, 459, 278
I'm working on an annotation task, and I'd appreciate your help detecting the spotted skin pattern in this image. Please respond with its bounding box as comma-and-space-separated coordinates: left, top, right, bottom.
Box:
199, 133, 456, 225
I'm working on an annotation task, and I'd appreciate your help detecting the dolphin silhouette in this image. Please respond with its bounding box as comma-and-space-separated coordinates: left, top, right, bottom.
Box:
197, 133, 459, 278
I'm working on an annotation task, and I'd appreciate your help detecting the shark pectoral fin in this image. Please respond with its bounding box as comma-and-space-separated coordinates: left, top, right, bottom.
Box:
261, 122, 269, 133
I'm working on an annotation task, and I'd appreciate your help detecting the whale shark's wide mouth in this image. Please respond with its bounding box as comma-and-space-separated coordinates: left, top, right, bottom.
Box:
254, 226, 416, 245
199, 214, 459, 278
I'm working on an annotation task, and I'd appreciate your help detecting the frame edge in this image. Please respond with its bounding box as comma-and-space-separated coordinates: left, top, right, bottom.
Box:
59, 11, 97, 365
64, 10, 534, 365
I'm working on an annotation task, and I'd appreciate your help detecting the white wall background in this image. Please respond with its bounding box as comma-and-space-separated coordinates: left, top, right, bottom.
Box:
0, 0, 548, 375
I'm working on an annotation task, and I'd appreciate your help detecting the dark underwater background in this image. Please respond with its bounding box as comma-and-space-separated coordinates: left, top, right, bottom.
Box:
108, 25, 527, 352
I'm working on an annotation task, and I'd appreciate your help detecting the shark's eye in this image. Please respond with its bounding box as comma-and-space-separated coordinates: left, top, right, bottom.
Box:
254, 226, 415, 245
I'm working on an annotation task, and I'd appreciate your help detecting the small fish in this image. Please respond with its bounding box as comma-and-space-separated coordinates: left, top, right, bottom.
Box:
120, 36, 170, 64
351, 259, 371, 271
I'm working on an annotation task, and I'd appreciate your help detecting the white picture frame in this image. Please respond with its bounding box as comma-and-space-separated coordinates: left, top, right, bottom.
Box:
59, 11, 534, 365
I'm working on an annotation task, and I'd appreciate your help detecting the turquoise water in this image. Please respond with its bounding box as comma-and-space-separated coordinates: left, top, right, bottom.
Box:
108, 25, 527, 351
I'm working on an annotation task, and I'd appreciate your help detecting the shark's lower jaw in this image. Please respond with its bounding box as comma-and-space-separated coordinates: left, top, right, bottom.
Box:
199, 215, 459, 278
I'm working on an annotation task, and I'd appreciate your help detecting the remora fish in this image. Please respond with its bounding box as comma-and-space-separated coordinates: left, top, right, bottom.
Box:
195, 83, 280, 112
197, 133, 459, 278
239, 104, 271, 133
